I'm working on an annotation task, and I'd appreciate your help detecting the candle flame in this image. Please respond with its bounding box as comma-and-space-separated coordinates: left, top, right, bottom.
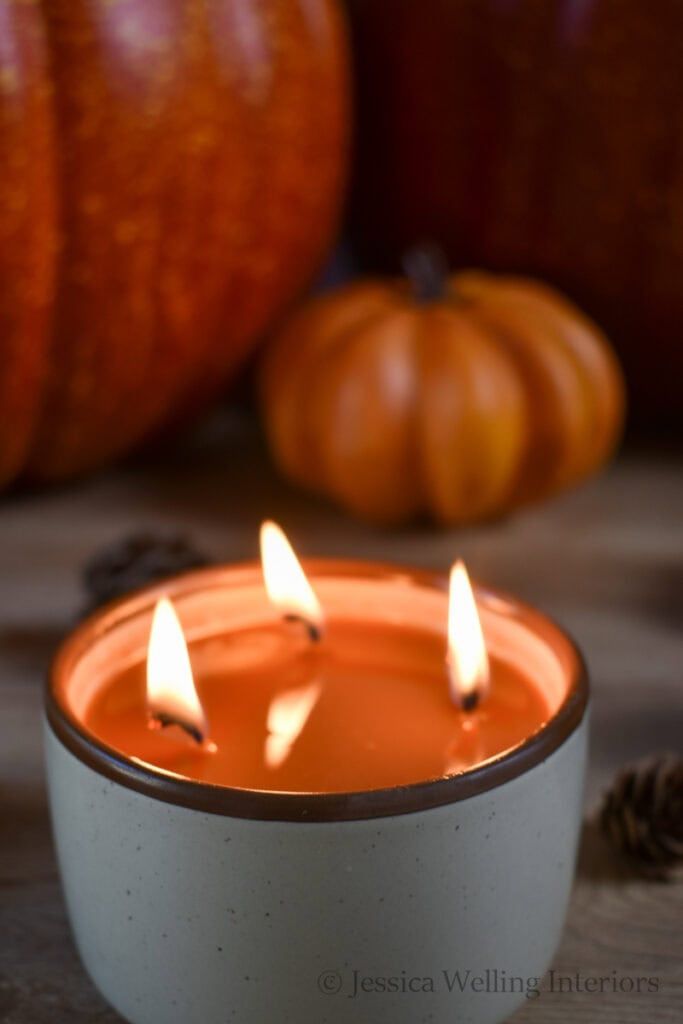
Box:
146, 597, 208, 743
260, 520, 324, 637
264, 681, 322, 769
447, 561, 490, 709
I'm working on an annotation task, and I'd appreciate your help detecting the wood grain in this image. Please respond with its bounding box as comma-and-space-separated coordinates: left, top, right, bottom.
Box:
0, 414, 681, 1021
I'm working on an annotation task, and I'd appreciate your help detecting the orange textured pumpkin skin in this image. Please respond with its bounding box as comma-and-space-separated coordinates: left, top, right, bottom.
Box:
0, 0, 348, 487
259, 270, 625, 525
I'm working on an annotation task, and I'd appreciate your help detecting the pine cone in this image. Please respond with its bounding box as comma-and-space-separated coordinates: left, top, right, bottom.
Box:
600, 755, 683, 880
82, 533, 211, 612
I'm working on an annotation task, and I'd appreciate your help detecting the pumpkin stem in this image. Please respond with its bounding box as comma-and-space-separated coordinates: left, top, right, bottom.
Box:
402, 243, 451, 302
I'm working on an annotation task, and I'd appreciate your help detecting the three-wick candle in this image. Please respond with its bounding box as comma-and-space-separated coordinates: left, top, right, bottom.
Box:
80, 523, 555, 794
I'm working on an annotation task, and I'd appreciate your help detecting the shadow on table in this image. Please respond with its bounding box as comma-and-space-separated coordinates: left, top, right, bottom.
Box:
576, 819, 669, 885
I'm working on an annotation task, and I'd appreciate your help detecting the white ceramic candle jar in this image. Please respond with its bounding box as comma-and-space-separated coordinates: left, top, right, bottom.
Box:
45, 561, 588, 1024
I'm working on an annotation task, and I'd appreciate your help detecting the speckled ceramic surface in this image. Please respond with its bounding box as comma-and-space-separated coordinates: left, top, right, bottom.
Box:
45, 716, 587, 1024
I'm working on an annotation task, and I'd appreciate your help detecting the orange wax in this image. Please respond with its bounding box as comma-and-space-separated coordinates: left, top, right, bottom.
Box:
84, 618, 551, 793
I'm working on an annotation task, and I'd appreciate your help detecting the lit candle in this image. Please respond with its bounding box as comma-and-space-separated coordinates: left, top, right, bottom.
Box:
45, 527, 588, 1024
80, 523, 553, 793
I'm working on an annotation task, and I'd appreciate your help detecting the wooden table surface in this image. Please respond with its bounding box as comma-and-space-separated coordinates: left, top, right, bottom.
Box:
1, 414, 681, 1022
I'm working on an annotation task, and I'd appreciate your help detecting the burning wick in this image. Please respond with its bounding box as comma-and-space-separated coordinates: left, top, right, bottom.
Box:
283, 613, 323, 644
459, 690, 480, 713
446, 560, 490, 712
146, 597, 210, 747
260, 520, 325, 643
148, 712, 206, 746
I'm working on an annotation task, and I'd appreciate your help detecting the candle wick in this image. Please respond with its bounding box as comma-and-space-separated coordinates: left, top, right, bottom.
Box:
148, 711, 206, 746
283, 612, 323, 644
460, 691, 480, 713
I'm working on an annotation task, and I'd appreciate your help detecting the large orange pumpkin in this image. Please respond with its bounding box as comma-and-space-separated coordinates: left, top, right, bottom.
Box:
0, 0, 348, 487
260, 248, 625, 525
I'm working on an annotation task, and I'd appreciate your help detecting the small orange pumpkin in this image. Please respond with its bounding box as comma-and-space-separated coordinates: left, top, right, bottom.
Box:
259, 247, 626, 525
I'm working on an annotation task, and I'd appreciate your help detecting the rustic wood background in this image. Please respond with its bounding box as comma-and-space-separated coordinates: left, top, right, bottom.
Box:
1, 413, 681, 1022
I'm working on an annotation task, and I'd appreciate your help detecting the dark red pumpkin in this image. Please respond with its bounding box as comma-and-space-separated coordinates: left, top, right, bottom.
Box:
345, 0, 683, 425
0, 0, 348, 486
